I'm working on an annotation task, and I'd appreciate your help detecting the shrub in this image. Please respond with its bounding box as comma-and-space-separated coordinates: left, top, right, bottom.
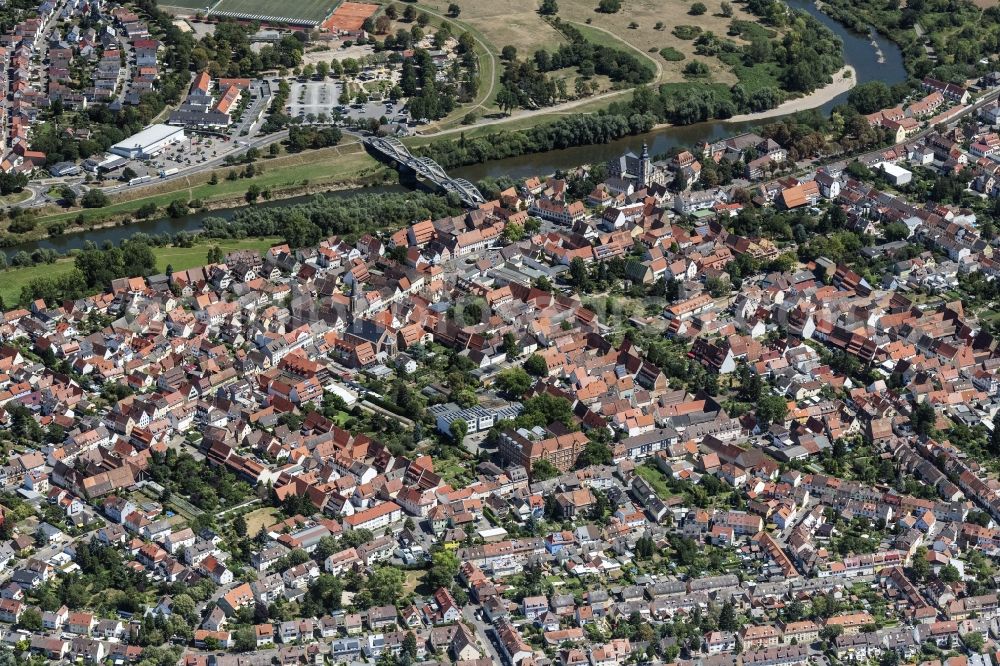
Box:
672, 25, 703, 39
660, 47, 686, 61
683, 60, 711, 78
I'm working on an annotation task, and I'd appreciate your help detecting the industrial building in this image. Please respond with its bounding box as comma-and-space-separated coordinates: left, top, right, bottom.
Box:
110, 124, 185, 159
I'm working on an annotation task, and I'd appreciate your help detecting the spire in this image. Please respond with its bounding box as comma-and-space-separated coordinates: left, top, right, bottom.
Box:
640, 142, 651, 187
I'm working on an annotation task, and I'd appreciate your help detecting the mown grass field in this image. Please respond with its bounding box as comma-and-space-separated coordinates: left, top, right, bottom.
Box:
157, 0, 210, 9
0, 260, 78, 307
211, 0, 337, 22
0, 237, 280, 305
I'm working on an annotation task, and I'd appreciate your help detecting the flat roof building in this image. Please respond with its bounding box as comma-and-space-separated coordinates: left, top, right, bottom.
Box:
110, 124, 185, 159
877, 161, 913, 186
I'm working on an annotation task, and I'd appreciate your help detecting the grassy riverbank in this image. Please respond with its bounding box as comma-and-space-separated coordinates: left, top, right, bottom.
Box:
12, 143, 389, 242
0, 237, 281, 306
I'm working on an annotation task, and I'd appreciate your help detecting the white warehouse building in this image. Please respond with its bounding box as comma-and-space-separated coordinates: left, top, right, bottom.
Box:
110, 124, 185, 159
877, 161, 913, 186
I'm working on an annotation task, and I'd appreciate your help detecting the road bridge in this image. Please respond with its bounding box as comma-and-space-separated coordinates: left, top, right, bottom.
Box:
365, 136, 486, 208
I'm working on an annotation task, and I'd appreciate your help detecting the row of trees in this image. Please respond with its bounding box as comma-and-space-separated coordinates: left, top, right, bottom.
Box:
199, 191, 462, 249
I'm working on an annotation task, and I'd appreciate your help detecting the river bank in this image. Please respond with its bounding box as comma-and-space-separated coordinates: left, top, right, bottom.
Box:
9, 145, 391, 245
727, 66, 857, 122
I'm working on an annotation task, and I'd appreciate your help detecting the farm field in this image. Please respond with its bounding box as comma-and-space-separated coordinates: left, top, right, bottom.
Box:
209, 0, 338, 24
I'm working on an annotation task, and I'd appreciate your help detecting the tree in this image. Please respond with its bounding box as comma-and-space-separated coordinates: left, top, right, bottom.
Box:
635, 535, 655, 559
502, 221, 524, 242
403, 4, 416, 21
719, 600, 738, 631
940, 564, 961, 583
539, 0, 559, 13
532, 459, 559, 480
403, 631, 418, 658
847, 80, 897, 114
245, 185, 262, 203
523, 354, 548, 377
720, 1, 733, 16
234, 627, 256, 652
911, 401, 936, 437
756, 395, 788, 427
496, 367, 533, 397
18, 608, 42, 631
165, 205, 198, 228
450, 419, 468, 444
597, 0, 621, 12
171, 594, 197, 625
447, 3, 461, 16
206, 245, 225, 264
569, 256, 590, 288
820, 624, 843, 642
496, 86, 519, 115
501, 45, 518, 61
689, 1, 707, 13
578, 441, 612, 467
366, 566, 405, 606
963, 632, 985, 653
233, 513, 248, 537
81, 189, 109, 208
426, 550, 460, 589
910, 547, 930, 581
60, 185, 77, 207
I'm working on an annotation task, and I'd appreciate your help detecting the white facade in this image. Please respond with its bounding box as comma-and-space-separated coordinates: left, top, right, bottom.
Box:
110, 124, 185, 158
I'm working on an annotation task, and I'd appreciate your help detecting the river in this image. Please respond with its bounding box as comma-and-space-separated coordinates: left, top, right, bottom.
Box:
5, 0, 904, 259
450, 0, 907, 183
4, 185, 407, 258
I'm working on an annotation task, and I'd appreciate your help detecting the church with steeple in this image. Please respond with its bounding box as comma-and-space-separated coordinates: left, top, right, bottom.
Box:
605, 142, 666, 191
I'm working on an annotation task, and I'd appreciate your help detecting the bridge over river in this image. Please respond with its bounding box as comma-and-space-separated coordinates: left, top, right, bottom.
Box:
364, 136, 487, 208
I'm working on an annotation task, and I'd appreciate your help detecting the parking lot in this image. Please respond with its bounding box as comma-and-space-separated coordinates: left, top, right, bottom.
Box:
287, 80, 338, 118
231, 79, 271, 137
105, 135, 234, 185
286, 79, 409, 126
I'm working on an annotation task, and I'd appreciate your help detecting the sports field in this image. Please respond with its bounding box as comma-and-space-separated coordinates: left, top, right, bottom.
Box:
208, 0, 338, 25
158, 0, 212, 10
321, 1, 378, 31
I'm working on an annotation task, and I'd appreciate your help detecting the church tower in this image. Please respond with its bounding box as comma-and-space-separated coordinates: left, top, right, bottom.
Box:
640, 142, 651, 187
